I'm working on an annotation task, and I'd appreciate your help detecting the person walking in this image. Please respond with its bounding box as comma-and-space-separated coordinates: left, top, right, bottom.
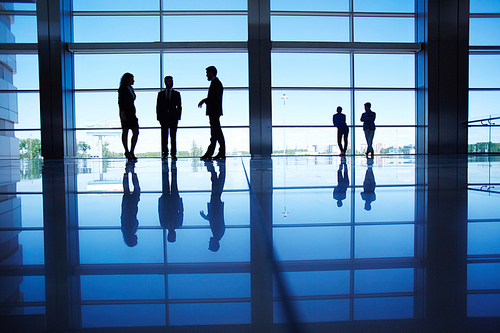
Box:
360, 102, 376, 156
332, 106, 349, 156
198, 66, 225, 160
118, 72, 139, 161
156, 76, 182, 160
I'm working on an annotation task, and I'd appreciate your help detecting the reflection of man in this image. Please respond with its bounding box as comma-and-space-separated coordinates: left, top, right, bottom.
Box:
200, 160, 226, 251
157, 76, 182, 160
158, 161, 183, 242
198, 66, 225, 160
121, 163, 140, 247
333, 160, 349, 207
360, 159, 376, 210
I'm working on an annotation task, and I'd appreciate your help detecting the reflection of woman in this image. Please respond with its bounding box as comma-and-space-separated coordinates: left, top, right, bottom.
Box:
121, 164, 140, 247
118, 73, 139, 161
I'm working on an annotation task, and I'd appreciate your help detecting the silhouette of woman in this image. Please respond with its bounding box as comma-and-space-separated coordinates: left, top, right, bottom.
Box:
118, 72, 139, 161
121, 163, 140, 247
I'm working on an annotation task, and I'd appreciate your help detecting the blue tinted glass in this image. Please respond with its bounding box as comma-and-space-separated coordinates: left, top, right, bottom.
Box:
354, 297, 413, 320
272, 53, 351, 87
8, 16, 37, 43
468, 191, 500, 219
20, 194, 43, 227
470, 18, 500, 46
467, 222, 500, 255
169, 303, 251, 325
12, 54, 39, 90
470, 0, 500, 13
81, 275, 165, 300
82, 304, 165, 328
355, 224, 414, 258
356, 187, 415, 222
468, 263, 500, 290
163, 0, 247, 10
73, 16, 160, 42
79, 230, 164, 264
169, 273, 250, 298
355, 54, 415, 88
271, 0, 349, 12
354, 17, 415, 42
278, 271, 350, 297
20, 276, 45, 302
273, 226, 351, 260
163, 16, 247, 42
469, 91, 500, 121
468, 294, 500, 317
15, 93, 40, 130
271, 16, 349, 42
73, 0, 159, 11
274, 299, 350, 323
355, 268, 414, 293
354, 0, 415, 13
469, 55, 500, 88
18, 230, 44, 264
355, 90, 415, 125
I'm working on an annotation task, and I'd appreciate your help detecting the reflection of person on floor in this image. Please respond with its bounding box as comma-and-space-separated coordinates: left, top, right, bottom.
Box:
159, 160, 183, 242
333, 159, 349, 207
360, 158, 376, 210
121, 163, 140, 247
200, 160, 226, 252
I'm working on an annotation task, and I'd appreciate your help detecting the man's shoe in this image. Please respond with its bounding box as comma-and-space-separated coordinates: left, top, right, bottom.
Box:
200, 154, 212, 160
213, 154, 226, 160
172, 155, 178, 161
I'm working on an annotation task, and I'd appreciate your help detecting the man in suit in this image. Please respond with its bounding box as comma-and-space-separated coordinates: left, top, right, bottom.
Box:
157, 76, 182, 160
198, 66, 225, 160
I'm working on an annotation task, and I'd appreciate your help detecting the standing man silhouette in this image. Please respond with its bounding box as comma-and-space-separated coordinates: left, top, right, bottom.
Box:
360, 102, 376, 156
198, 66, 225, 160
332, 106, 349, 156
157, 76, 182, 160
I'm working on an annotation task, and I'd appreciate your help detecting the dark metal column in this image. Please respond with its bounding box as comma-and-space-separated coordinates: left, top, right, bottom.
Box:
248, 0, 272, 156
420, 0, 469, 154
37, 0, 75, 159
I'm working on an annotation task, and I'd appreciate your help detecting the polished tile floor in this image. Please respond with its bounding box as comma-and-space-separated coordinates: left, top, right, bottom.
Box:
1, 155, 500, 332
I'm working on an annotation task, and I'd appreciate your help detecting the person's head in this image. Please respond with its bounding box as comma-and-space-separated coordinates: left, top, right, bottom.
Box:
364, 201, 372, 211
206, 66, 217, 81
336, 106, 343, 113
167, 230, 176, 243
120, 72, 134, 87
209, 237, 220, 252
123, 233, 138, 247
337, 200, 343, 207
164, 76, 173, 89
364, 102, 371, 112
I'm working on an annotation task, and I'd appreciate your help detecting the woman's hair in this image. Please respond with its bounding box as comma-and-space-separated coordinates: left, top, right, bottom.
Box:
120, 72, 134, 87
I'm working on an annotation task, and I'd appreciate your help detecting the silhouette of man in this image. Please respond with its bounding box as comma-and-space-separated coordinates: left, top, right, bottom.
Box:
332, 106, 349, 156
157, 76, 182, 160
200, 160, 226, 252
360, 102, 376, 156
198, 66, 225, 160
121, 163, 140, 247
158, 160, 184, 242
333, 159, 349, 207
360, 159, 376, 210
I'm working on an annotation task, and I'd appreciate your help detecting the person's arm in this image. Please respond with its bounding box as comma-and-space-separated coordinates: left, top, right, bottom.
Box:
156, 91, 162, 121
177, 91, 182, 120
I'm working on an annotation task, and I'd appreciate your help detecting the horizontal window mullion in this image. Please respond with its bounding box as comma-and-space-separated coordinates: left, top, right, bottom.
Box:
0, 10, 36, 15
0, 43, 38, 54
272, 41, 422, 52
73, 87, 248, 92
72, 10, 247, 16
272, 87, 416, 91
67, 41, 247, 53
271, 11, 414, 18
470, 13, 500, 18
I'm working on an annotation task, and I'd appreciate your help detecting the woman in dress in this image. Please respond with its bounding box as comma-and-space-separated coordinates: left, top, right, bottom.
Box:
118, 72, 139, 161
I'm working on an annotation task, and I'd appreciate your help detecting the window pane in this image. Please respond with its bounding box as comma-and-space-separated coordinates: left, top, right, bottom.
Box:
355, 90, 415, 125
355, 268, 414, 293
81, 275, 165, 300
273, 128, 341, 154
0, 3, 36, 11
1, 15, 38, 43
162, 53, 248, 88
271, 0, 349, 12
82, 304, 165, 328
73, 16, 160, 42
469, 55, 500, 88
73, 0, 160, 11
468, 222, 500, 254
273, 226, 351, 260
272, 53, 350, 87
355, 54, 415, 88
271, 16, 349, 42
14, 92, 40, 129
354, 297, 413, 320
12, 54, 39, 90
470, 0, 500, 13
75, 54, 160, 89
163, 0, 247, 10
169, 273, 250, 299
356, 187, 415, 222
354, 17, 415, 42
355, 225, 414, 258
163, 16, 247, 42
272, 90, 351, 126
354, 0, 415, 13
354, 127, 415, 154
468, 127, 500, 152
169, 303, 250, 325
470, 18, 500, 46
469, 91, 500, 122
274, 299, 350, 323
278, 271, 350, 296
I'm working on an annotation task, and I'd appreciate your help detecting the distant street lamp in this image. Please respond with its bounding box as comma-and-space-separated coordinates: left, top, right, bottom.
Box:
280, 94, 289, 219
280, 93, 288, 155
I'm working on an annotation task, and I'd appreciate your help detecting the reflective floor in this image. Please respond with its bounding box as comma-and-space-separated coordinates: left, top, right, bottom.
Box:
1, 155, 500, 332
